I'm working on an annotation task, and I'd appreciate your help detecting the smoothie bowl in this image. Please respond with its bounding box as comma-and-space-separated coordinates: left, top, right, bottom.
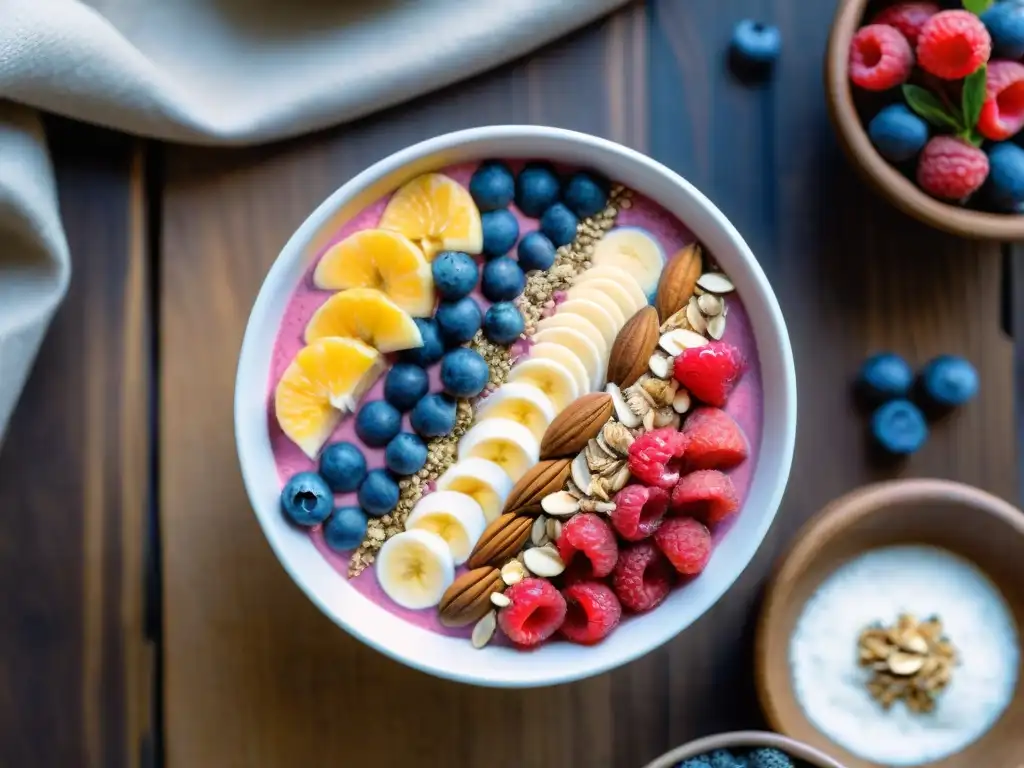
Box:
235, 126, 796, 687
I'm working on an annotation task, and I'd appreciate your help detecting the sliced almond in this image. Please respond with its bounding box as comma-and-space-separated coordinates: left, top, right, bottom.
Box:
648, 353, 673, 379
545, 517, 562, 542
899, 633, 930, 655
659, 328, 708, 356
686, 296, 707, 334
571, 451, 593, 496
490, 592, 511, 608
541, 491, 581, 517
672, 388, 692, 414
530, 515, 549, 547
697, 272, 735, 294
500, 559, 527, 586
707, 313, 726, 341
605, 382, 642, 429
471, 610, 497, 649
523, 546, 566, 578
697, 293, 723, 316
888, 653, 925, 676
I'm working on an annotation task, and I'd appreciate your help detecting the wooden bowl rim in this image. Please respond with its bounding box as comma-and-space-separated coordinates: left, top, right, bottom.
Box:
826, 0, 1024, 241
755, 478, 1024, 761
640, 730, 848, 768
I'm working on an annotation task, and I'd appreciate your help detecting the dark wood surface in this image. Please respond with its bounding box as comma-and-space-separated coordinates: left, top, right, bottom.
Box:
1, 1, 1021, 766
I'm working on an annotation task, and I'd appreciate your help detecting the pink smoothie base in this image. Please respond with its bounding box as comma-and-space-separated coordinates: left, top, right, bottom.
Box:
267, 161, 763, 638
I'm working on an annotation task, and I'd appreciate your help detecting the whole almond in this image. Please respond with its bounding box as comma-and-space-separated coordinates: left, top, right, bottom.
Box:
467, 513, 533, 569
539, 393, 613, 459
606, 306, 659, 389
655, 242, 702, 321
438, 566, 504, 627
503, 458, 572, 515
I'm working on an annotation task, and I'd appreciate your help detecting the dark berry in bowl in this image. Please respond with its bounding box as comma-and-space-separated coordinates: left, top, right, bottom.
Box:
431, 250, 478, 300
481, 208, 519, 257
986, 142, 1024, 211
517, 231, 556, 272
384, 432, 428, 476
436, 296, 482, 346
384, 363, 429, 412
319, 441, 367, 492
358, 469, 400, 517
400, 318, 444, 366
868, 104, 928, 163
562, 172, 608, 219
410, 393, 457, 438
482, 256, 526, 302
355, 400, 402, 447
323, 506, 368, 551
281, 471, 333, 526
483, 301, 525, 345
539, 202, 579, 247
469, 160, 515, 211
515, 162, 560, 217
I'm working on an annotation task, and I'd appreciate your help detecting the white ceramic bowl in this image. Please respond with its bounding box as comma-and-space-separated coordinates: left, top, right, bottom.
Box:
235, 126, 797, 687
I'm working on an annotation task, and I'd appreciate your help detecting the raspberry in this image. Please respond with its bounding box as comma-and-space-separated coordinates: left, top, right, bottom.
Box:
612, 541, 675, 613
683, 407, 750, 471
611, 485, 670, 541
497, 577, 567, 647
978, 60, 1024, 141
872, 2, 939, 46
670, 469, 740, 525
627, 427, 689, 489
848, 24, 915, 91
916, 136, 989, 200
556, 513, 618, 579
673, 341, 746, 407
916, 10, 991, 80
655, 517, 713, 576
559, 581, 622, 644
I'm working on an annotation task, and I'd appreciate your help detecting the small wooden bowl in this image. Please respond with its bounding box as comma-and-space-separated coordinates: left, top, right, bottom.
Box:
756, 479, 1024, 768
826, 0, 1024, 240
641, 731, 847, 768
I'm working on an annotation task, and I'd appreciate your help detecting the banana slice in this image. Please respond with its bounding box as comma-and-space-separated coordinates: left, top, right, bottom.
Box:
376, 529, 455, 609
506, 358, 580, 412
536, 312, 608, 362
528, 341, 590, 396
405, 491, 487, 565
564, 283, 629, 327
476, 382, 557, 442
567, 278, 642, 320
458, 418, 540, 483
572, 265, 648, 312
532, 328, 604, 392
555, 299, 620, 349
436, 458, 514, 524
592, 226, 666, 296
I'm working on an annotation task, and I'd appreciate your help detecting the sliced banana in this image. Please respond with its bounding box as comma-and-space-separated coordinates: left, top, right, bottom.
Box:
476, 381, 557, 442
536, 312, 609, 361
458, 418, 540, 483
436, 457, 514, 524
555, 299, 620, 349
532, 327, 604, 392
561, 286, 627, 329
565, 280, 638, 323
506, 357, 580, 412
591, 226, 666, 296
528, 341, 591, 396
376, 529, 455, 609
572, 265, 648, 312
405, 491, 487, 565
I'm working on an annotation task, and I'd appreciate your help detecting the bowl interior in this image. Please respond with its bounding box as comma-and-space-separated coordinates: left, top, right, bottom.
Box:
642, 730, 848, 768
235, 126, 797, 687
758, 480, 1024, 767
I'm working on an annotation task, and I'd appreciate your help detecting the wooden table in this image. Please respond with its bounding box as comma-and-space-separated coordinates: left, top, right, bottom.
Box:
1, 2, 1020, 766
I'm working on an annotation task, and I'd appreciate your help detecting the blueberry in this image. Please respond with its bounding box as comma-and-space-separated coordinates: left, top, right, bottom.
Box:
730, 20, 781, 66
354, 400, 401, 447
440, 347, 490, 398
323, 506, 368, 551
481, 209, 520, 257
871, 399, 928, 456
400, 317, 445, 366
383, 363, 429, 412
280, 472, 333, 526
868, 105, 929, 163
748, 748, 792, 768
986, 142, 1024, 211
435, 296, 482, 346
539, 202, 579, 247
432, 251, 479, 300
384, 432, 428, 475
410, 392, 458, 437
482, 256, 526, 302
483, 302, 525, 345
469, 160, 515, 211
563, 172, 608, 219
857, 352, 914, 404
318, 442, 367, 492
357, 469, 400, 517
919, 355, 979, 408
517, 231, 556, 272
516, 162, 561, 217
982, 0, 1024, 59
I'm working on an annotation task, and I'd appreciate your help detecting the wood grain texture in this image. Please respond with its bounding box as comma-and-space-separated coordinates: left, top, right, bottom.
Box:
0, 121, 153, 768
159, 1, 1018, 766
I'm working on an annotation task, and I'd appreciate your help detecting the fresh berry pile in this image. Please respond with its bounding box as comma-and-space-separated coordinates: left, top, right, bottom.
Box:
849, 0, 1024, 212
676, 745, 799, 768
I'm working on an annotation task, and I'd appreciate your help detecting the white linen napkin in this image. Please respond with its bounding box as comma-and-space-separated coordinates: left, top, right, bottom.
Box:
0, 0, 629, 441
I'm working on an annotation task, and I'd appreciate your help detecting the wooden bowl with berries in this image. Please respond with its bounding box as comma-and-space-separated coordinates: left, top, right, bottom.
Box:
826, 0, 1024, 239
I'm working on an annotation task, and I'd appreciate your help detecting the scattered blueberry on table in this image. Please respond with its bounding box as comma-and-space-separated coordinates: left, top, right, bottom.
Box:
410, 392, 458, 438
871, 399, 929, 455
868, 104, 929, 163
400, 317, 445, 366
481, 208, 519, 257
435, 296, 482, 346
481, 256, 526, 302
515, 161, 561, 217
539, 202, 579, 247
440, 347, 490, 398
383, 363, 429, 412
280, 471, 333, 526
730, 19, 782, 67
358, 469, 400, 517
469, 159, 515, 211
919, 354, 979, 408
986, 142, 1024, 211
483, 301, 525, 345
431, 250, 479, 300
517, 230, 557, 271
323, 506, 368, 551
384, 432, 428, 476
355, 400, 402, 447
562, 171, 608, 218
318, 441, 367, 492
857, 352, 915, 403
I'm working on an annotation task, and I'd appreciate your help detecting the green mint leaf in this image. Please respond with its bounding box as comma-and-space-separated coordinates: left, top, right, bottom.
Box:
902, 84, 963, 130
962, 65, 988, 130
962, 0, 993, 14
